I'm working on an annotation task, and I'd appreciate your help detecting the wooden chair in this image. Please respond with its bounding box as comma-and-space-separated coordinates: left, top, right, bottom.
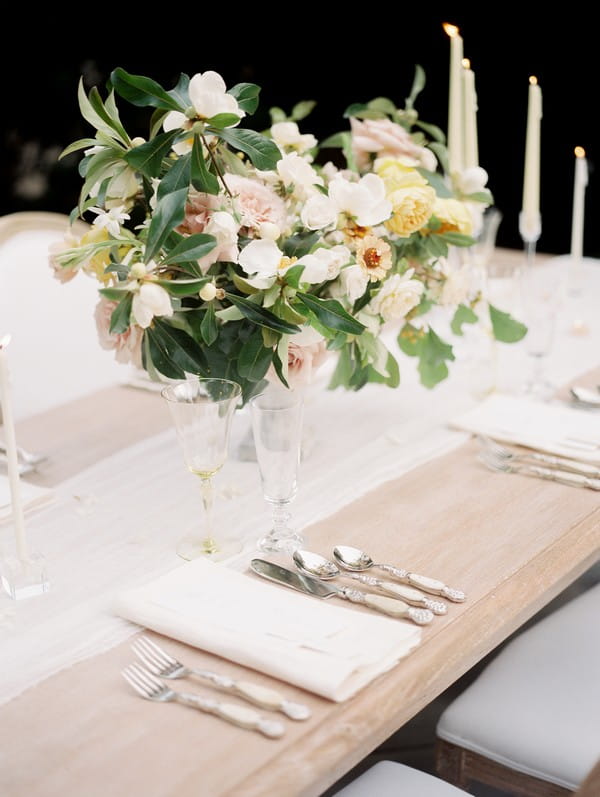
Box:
435, 581, 600, 795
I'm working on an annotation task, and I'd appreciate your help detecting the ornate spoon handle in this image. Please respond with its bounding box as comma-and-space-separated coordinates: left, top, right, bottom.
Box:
347, 573, 447, 614
338, 587, 433, 625
376, 564, 466, 602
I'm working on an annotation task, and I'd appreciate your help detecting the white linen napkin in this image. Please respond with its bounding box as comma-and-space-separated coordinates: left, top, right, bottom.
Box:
114, 558, 421, 702
0, 475, 54, 522
450, 394, 600, 463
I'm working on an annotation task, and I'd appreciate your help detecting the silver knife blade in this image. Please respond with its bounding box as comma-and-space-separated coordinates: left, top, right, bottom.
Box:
250, 559, 339, 599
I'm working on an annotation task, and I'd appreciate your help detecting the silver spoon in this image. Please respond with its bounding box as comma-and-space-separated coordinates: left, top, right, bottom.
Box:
292, 550, 434, 625
570, 386, 600, 408
293, 549, 446, 615
333, 545, 466, 603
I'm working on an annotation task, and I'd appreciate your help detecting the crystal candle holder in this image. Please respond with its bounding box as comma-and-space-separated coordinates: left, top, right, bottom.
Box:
0, 551, 50, 600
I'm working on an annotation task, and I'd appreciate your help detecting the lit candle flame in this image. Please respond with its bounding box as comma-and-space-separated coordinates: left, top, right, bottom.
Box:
443, 22, 460, 38
529, 75, 538, 85
575, 146, 586, 158
0, 334, 11, 349
462, 58, 471, 69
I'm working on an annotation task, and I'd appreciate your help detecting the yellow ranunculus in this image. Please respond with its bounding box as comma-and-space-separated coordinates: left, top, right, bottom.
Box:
80, 228, 112, 283
375, 157, 427, 192
432, 198, 474, 236
385, 185, 436, 238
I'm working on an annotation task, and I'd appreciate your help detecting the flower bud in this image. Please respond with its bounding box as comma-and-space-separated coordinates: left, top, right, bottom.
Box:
258, 222, 280, 241
130, 262, 147, 279
215, 288, 226, 300
199, 282, 217, 301
131, 137, 146, 147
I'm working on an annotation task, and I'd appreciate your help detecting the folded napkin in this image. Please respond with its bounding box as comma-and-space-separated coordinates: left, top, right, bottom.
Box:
0, 475, 54, 522
451, 394, 600, 463
114, 558, 421, 702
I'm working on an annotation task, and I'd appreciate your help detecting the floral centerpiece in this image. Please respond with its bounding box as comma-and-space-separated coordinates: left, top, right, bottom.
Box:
51, 66, 525, 400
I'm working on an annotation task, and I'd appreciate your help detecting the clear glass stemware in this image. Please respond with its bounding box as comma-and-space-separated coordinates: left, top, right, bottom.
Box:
161, 377, 242, 560
250, 386, 304, 554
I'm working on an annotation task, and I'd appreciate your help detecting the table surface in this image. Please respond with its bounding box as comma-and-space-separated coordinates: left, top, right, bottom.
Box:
3, 249, 600, 797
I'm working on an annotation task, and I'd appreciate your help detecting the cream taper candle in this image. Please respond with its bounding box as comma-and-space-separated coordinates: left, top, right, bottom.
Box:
521, 76, 543, 237
462, 58, 479, 169
0, 335, 28, 560
444, 23, 464, 175
570, 146, 588, 263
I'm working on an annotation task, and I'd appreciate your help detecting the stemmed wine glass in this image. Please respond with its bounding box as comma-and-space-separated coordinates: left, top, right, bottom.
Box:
161, 378, 242, 561
249, 387, 304, 554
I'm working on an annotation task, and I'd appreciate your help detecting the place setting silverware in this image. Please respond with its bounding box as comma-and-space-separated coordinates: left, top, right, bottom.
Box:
478, 447, 600, 491
569, 385, 600, 409
131, 636, 311, 720
476, 435, 600, 478
292, 549, 447, 616
121, 662, 285, 739
332, 545, 466, 603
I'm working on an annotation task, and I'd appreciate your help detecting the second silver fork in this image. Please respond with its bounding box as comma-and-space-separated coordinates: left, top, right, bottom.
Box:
478, 449, 600, 490
477, 435, 600, 478
131, 636, 311, 721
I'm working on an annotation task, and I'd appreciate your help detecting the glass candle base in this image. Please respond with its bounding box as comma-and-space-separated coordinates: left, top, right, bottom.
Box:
0, 552, 50, 600
176, 533, 243, 563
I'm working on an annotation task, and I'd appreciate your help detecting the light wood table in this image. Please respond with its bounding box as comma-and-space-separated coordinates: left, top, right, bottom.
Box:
2, 364, 599, 797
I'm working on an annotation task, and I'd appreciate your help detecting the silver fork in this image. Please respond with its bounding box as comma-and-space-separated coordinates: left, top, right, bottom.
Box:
131, 636, 311, 721
478, 449, 600, 491
477, 435, 600, 478
121, 663, 284, 739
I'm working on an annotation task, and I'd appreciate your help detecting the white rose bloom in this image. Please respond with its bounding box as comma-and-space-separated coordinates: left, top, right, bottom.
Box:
295, 249, 336, 284
163, 111, 193, 155
370, 269, 424, 321
440, 264, 472, 306
328, 173, 392, 227
300, 194, 338, 230
456, 166, 489, 195
197, 211, 240, 273
132, 282, 173, 329
325, 245, 352, 279
271, 121, 317, 154
277, 152, 323, 198
189, 71, 244, 123
334, 264, 369, 303
238, 239, 285, 288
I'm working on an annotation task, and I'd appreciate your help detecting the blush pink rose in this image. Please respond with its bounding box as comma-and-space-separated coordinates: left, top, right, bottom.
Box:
268, 329, 329, 389
177, 191, 220, 235
225, 174, 287, 232
48, 234, 79, 283
350, 117, 435, 170
94, 298, 143, 368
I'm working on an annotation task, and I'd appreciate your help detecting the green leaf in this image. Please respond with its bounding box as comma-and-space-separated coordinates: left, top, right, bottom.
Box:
269, 106, 287, 124
200, 303, 219, 346
418, 328, 455, 388
88, 86, 131, 145
428, 142, 450, 175
77, 80, 124, 143
413, 119, 446, 143
78, 149, 122, 208
320, 131, 346, 148
145, 187, 188, 263
231, 273, 260, 295
282, 231, 320, 259
228, 83, 261, 114
111, 67, 183, 112
465, 190, 494, 204
226, 293, 300, 335
148, 319, 208, 376
271, 347, 290, 388
108, 293, 133, 334
59, 138, 97, 160
397, 322, 426, 356
124, 130, 178, 179
405, 64, 426, 111
367, 97, 396, 115
367, 352, 400, 388
104, 263, 130, 280
438, 231, 476, 247
191, 134, 220, 194
273, 297, 307, 325
451, 304, 478, 336
282, 264, 305, 289
206, 113, 241, 129
168, 73, 190, 108
416, 168, 453, 198
158, 154, 191, 199
328, 345, 354, 389
489, 304, 527, 343
343, 102, 368, 118
296, 293, 366, 335
291, 100, 316, 121
161, 233, 216, 265
238, 330, 273, 380
217, 128, 281, 170
155, 278, 209, 297
149, 108, 169, 139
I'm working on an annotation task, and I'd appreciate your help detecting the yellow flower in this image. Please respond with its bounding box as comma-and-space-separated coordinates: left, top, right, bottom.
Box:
80, 228, 111, 283
385, 185, 436, 238
432, 198, 474, 236
356, 235, 393, 282
375, 157, 427, 192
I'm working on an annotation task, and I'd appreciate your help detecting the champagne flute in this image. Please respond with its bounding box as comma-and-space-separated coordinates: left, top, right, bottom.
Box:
250, 387, 304, 554
161, 378, 241, 560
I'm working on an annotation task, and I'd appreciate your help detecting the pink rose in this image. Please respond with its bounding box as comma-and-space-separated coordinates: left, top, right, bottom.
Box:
177, 190, 220, 235
48, 233, 79, 283
94, 298, 143, 368
350, 118, 435, 171
267, 328, 329, 389
225, 174, 287, 232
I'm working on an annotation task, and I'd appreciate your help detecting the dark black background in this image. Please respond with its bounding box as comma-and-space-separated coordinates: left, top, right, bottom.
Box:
2, 12, 596, 256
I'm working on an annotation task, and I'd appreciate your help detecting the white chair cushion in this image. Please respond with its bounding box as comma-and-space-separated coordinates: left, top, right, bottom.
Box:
437, 582, 600, 790
332, 761, 469, 796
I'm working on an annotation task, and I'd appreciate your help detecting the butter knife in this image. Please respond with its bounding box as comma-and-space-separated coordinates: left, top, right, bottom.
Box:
250, 559, 433, 625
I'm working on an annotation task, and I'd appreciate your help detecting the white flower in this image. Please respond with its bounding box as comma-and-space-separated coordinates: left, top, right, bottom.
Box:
196, 211, 240, 273
323, 245, 351, 279
107, 167, 139, 201
328, 174, 392, 227
271, 122, 317, 154
258, 221, 281, 240
199, 282, 217, 301
189, 71, 244, 123
333, 264, 369, 303
277, 152, 323, 198
321, 161, 340, 182
300, 194, 338, 230
88, 206, 130, 237
440, 264, 472, 306
132, 283, 173, 329
238, 239, 289, 288
455, 166, 489, 196
369, 269, 424, 321
295, 249, 333, 284
163, 111, 193, 155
